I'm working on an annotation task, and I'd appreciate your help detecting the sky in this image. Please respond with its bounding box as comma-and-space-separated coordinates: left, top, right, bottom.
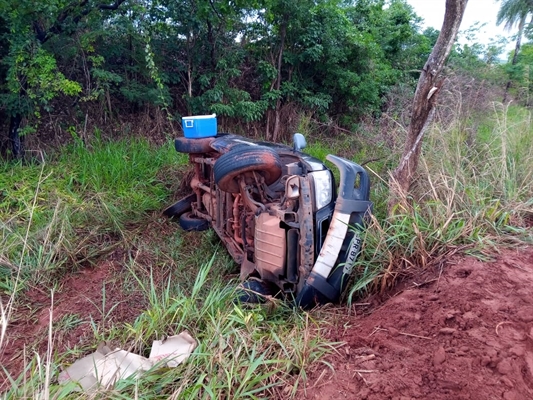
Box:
406, 0, 516, 53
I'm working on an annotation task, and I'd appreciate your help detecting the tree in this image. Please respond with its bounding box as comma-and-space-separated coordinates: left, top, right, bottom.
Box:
0, 0, 126, 159
244, 0, 426, 139
496, 0, 533, 101
389, 0, 468, 211
0, 0, 438, 154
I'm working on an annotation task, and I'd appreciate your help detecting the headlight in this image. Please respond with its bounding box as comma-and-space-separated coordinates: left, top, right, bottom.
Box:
311, 170, 333, 210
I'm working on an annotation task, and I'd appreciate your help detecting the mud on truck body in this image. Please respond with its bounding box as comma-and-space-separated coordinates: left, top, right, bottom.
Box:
164, 133, 372, 309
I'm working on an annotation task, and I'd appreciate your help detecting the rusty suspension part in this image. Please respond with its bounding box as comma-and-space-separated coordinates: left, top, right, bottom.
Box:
190, 177, 214, 194
239, 176, 266, 215
232, 194, 244, 245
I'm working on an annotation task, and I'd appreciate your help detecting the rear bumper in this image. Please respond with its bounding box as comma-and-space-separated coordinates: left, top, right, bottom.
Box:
296, 155, 372, 308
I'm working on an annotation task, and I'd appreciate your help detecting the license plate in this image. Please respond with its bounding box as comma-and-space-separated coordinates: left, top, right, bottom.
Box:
342, 233, 362, 275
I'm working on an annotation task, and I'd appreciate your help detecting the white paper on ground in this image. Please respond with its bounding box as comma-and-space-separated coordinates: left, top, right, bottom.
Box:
58, 331, 197, 392
149, 331, 197, 367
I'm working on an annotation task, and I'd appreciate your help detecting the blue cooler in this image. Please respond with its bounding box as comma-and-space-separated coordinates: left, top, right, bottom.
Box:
182, 114, 217, 138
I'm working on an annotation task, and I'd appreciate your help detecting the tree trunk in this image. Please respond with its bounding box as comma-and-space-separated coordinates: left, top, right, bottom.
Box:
9, 114, 24, 160
503, 14, 525, 103
388, 0, 468, 213
266, 110, 271, 140
207, 20, 216, 69
186, 33, 194, 114
272, 19, 287, 142
273, 100, 281, 142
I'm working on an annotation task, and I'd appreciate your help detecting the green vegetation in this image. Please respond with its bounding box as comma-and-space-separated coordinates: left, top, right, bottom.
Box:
0, 0, 438, 157
347, 102, 533, 298
2, 97, 531, 398
4, 257, 338, 399
1, 0, 533, 398
0, 138, 185, 291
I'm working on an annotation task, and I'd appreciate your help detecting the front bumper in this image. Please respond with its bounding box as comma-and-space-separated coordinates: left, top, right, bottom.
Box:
296, 155, 372, 308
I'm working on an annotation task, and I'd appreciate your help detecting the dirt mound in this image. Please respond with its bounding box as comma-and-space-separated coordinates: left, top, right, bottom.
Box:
300, 248, 533, 400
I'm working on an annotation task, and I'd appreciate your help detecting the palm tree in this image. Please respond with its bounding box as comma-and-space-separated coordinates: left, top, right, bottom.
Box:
496, 0, 533, 101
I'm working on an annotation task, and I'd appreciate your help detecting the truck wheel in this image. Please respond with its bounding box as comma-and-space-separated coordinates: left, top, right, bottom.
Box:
163, 193, 195, 218
174, 137, 214, 153
213, 146, 282, 193
179, 211, 209, 231
237, 279, 278, 303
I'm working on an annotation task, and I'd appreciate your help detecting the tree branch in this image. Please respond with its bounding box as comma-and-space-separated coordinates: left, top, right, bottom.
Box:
208, 0, 223, 20
36, 0, 126, 44
98, 0, 127, 11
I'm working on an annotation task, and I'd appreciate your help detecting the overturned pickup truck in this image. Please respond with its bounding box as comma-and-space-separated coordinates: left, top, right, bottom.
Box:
164, 129, 372, 308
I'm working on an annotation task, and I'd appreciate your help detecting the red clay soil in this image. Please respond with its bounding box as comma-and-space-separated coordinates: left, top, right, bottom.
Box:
299, 247, 533, 400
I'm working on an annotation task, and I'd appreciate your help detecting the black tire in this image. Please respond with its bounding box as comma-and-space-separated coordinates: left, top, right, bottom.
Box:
213, 146, 282, 193
179, 211, 209, 231
174, 137, 214, 154
163, 193, 195, 218
236, 279, 278, 304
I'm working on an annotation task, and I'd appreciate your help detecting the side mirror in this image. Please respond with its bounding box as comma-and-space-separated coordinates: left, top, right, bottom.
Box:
293, 133, 307, 152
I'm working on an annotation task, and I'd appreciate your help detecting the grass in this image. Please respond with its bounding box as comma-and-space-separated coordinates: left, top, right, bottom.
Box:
115, 256, 337, 399
0, 137, 187, 290
0, 135, 337, 399
1, 99, 533, 398
344, 102, 533, 300
2, 257, 338, 399
0, 137, 189, 376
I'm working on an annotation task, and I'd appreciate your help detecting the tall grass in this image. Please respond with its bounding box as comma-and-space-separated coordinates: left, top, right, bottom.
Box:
3, 257, 337, 399
118, 256, 336, 399
0, 138, 186, 290
420, 102, 533, 232
347, 102, 533, 300
1, 137, 187, 383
